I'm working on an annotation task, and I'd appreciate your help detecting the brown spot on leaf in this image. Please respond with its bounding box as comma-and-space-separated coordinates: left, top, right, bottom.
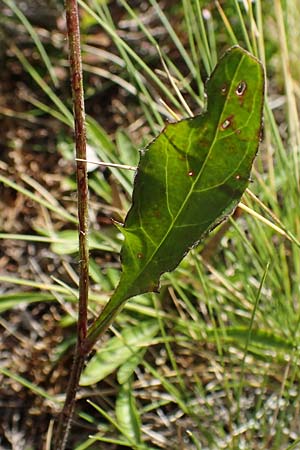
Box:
220, 115, 234, 130
221, 83, 227, 95
236, 81, 247, 96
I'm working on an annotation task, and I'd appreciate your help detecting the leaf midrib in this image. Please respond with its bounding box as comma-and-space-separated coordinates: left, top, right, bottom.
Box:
126, 53, 259, 291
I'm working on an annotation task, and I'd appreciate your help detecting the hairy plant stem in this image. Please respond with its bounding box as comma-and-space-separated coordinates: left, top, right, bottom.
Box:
53, 0, 89, 448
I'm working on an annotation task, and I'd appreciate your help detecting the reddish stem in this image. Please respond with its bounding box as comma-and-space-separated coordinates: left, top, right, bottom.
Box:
53, 0, 89, 448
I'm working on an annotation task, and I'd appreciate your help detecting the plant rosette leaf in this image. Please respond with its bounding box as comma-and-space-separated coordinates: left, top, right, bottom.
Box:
87, 45, 264, 347
81, 320, 159, 385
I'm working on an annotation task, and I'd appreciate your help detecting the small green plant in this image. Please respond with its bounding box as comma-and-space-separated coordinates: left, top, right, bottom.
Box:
54, 1, 264, 444
84, 46, 265, 350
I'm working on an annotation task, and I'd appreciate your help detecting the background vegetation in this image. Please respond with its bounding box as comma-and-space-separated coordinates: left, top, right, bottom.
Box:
0, 1, 300, 449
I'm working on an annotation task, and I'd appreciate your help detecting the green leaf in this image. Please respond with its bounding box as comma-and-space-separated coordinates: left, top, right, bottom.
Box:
50, 229, 119, 255
80, 320, 159, 386
116, 380, 141, 444
117, 349, 147, 385
87, 46, 264, 347
207, 326, 293, 353
0, 292, 55, 313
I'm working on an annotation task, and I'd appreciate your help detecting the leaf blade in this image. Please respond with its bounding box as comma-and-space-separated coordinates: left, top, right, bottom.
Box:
87, 46, 264, 348
118, 46, 264, 297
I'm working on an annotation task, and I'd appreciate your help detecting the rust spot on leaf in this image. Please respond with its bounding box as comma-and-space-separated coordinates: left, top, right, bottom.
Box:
220, 115, 234, 130
236, 81, 247, 96
221, 83, 227, 95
